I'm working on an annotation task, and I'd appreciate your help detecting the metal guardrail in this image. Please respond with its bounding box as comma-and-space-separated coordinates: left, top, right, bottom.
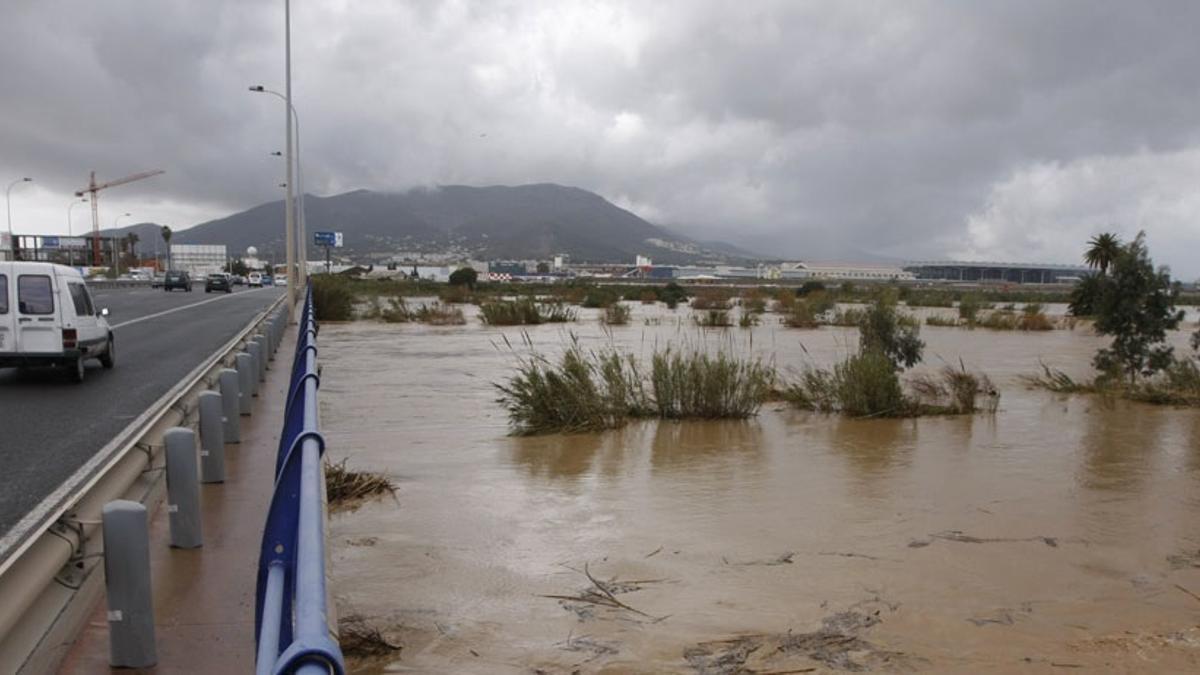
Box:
0, 292, 286, 672
255, 286, 344, 675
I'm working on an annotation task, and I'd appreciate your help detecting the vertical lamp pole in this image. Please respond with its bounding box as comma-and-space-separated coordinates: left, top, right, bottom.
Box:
113, 213, 131, 276
283, 0, 296, 321
67, 197, 87, 267
250, 79, 305, 317
6, 177, 33, 261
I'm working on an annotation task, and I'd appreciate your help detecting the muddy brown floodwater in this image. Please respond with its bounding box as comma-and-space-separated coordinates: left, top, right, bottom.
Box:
320, 301, 1200, 674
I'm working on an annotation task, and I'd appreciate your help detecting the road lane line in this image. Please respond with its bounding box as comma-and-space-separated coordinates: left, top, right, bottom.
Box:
110, 289, 275, 330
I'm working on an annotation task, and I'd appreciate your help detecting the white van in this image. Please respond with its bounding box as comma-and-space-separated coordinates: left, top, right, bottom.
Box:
248, 272, 263, 287
0, 262, 114, 382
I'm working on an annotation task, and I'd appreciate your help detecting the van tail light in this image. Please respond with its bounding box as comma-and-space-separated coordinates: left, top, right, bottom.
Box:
62, 329, 78, 349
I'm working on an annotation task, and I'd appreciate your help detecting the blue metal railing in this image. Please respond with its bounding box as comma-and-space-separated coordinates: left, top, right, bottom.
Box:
255, 286, 345, 675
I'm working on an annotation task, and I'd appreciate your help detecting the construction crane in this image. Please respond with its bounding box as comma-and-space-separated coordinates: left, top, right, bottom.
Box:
75, 169, 165, 266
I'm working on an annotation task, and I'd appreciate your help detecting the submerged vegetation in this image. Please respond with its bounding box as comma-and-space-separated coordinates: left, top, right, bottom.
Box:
695, 308, 733, 328
649, 348, 775, 419
781, 291, 992, 417
785, 360, 995, 417
1028, 232, 1199, 407
325, 459, 396, 510
479, 299, 576, 325
601, 303, 631, 325
495, 338, 774, 435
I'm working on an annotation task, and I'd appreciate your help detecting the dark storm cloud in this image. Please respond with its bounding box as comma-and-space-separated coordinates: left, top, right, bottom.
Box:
2, 0, 1199, 275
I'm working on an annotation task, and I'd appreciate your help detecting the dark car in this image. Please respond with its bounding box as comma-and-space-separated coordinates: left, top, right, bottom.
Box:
205, 273, 233, 294
163, 271, 192, 292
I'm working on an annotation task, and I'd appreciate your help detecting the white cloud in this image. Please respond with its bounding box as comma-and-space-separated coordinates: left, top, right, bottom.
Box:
954, 148, 1200, 278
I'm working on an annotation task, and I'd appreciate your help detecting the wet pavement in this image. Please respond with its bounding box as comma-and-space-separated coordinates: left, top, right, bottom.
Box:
320, 301, 1200, 673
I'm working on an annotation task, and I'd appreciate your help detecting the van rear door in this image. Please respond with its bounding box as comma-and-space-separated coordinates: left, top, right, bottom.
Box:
0, 263, 13, 356
15, 271, 61, 354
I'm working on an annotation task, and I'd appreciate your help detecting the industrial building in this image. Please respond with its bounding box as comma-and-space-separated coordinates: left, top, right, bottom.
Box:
903, 261, 1090, 284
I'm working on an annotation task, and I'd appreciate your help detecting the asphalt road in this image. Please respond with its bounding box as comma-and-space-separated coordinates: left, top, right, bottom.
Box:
0, 285, 284, 540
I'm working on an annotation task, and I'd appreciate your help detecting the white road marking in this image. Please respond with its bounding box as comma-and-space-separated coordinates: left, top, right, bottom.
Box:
110, 289, 273, 330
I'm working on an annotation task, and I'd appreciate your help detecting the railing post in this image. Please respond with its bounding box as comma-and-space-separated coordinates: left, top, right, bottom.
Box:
102, 500, 156, 668
253, 335, 268, 380
219, 368, 241, 442
198, 391, 225, 483
164, 428, 202, 548
247, 342, 263, 396
238, 350, 258, 402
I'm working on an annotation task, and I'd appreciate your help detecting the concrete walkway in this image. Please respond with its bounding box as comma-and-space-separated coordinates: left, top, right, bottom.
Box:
58, 325, 297, 674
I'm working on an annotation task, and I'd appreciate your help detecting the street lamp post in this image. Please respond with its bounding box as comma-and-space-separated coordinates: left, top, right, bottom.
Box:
113, 212, 131, 276
67, 197, 87, 267
5, 177, 33, 260
250, 81, 308, 298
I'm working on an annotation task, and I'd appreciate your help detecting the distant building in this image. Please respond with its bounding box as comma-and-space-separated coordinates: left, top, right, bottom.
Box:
903, 261, 1090, 284
782, 261, 915, 281
170, 244, 227, 277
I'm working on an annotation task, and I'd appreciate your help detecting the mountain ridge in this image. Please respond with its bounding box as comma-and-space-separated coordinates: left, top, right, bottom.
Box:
102, 184, 760, 265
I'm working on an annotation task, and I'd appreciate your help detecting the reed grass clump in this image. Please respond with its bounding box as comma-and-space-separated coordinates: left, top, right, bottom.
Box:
649, 348, 775, 419
496, 343, 648, 435
479, 299, 576, 325
496, 340, 775, 434
438, 284, 474, 304
1024, 359, 1200, 405
783, 293, 835, 328
602, 303, 632, 325
738, 311, 760, 328
925, 314, 960, 327
786, 357, 994, 417
412, 302, 466, 325
696, 309, 733, 327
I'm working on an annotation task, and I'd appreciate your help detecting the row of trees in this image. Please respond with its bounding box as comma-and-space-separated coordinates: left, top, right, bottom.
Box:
1070, 231, 1195, 384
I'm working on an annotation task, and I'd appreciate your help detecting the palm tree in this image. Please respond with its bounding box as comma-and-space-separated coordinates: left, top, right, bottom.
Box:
1084, 232, 1121, 274
160, 225, 173, 270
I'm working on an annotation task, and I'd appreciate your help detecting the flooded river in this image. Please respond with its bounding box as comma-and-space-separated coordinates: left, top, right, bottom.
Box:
320, 302, 1200, 673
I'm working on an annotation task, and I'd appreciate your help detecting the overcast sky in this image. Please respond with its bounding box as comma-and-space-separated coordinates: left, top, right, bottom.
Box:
3, 0, 1199, 276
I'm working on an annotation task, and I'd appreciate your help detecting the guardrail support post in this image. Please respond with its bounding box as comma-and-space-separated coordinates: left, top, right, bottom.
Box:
102, 500, 157, 668
253, 336, 268, 380
263, 321, 275, 362
164, 428, 203, 549
198, 391, 226, 483
247, 342, 263, 394
219, 368, 241, 442
239, 350, 259, 400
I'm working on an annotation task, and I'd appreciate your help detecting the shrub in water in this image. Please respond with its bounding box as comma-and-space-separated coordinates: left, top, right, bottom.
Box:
602, 303, 632, 325
412, 302, 466, 325
691, 291, 731, 310
479, 299, 577, 325
312, 275, 356, 321
859, 294, 924, 369
833, 350, 906, 416
696, 309, 733, 327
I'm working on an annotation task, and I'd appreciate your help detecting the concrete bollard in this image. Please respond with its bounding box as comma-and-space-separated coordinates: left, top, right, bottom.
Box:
218, 368, 241, 443
198, 391, 225, 483
236, 353, 255, 410
247, 342, 263, 394
262, 321, 275, 362
102, 500, 157, 668
164, 428, 202, 548
253, 335, 267, 380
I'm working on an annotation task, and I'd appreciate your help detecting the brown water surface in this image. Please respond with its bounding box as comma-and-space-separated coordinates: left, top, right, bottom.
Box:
321, 303, 1200, 673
